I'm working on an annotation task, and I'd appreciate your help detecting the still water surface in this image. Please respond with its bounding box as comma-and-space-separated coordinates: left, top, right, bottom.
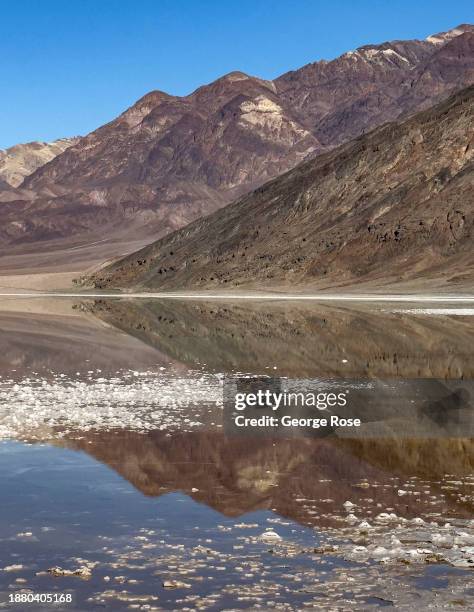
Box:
0, 297, 473, 610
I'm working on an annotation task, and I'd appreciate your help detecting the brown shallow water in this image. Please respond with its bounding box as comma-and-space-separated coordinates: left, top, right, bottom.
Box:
0, 297, 473, 610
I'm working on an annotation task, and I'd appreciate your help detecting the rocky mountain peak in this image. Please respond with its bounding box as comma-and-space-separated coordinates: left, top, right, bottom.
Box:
0, 137, 79, 188
426, 23, 474, 44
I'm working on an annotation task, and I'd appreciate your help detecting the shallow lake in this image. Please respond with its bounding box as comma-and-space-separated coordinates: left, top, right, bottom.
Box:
0, 297, 473, 610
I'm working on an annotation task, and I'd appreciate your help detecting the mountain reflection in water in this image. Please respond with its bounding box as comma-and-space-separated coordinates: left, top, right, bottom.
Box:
56, 428, 474, 528
1, 297, 473, 524
84, 298, 474, 378
0, 298, 473, 609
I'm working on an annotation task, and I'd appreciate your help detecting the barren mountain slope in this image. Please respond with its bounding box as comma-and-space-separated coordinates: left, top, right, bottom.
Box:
0, 138, 78, 188
1, 25, 472, 255
88, 86, 474, 291
15, 76, 318, 245
276, 25, 474, 146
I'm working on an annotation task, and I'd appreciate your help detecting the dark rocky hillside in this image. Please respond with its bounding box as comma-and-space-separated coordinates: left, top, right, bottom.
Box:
88, 86, 474, 291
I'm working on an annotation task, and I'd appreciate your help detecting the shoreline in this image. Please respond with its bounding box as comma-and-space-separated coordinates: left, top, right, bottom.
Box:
1, 291, 474, 303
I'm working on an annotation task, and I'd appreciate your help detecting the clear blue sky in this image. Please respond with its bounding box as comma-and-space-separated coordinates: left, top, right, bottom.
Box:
1, 0, 472, 148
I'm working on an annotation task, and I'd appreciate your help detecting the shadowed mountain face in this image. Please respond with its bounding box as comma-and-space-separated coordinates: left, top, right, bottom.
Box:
85, 299, 474, 379
1, 25, 473, 256
62, 429, 474, 527
91, 85, 474, 291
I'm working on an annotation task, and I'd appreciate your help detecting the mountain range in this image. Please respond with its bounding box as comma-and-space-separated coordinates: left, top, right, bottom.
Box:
89, 84, 474, 291
1, 24, 473, 290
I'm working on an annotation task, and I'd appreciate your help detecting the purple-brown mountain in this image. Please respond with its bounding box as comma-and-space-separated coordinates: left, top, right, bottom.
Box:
1, 25, 473, 258
89, 84, 474, 291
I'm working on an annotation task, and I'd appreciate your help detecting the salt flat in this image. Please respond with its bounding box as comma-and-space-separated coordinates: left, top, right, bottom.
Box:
394, 308, 474, 315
